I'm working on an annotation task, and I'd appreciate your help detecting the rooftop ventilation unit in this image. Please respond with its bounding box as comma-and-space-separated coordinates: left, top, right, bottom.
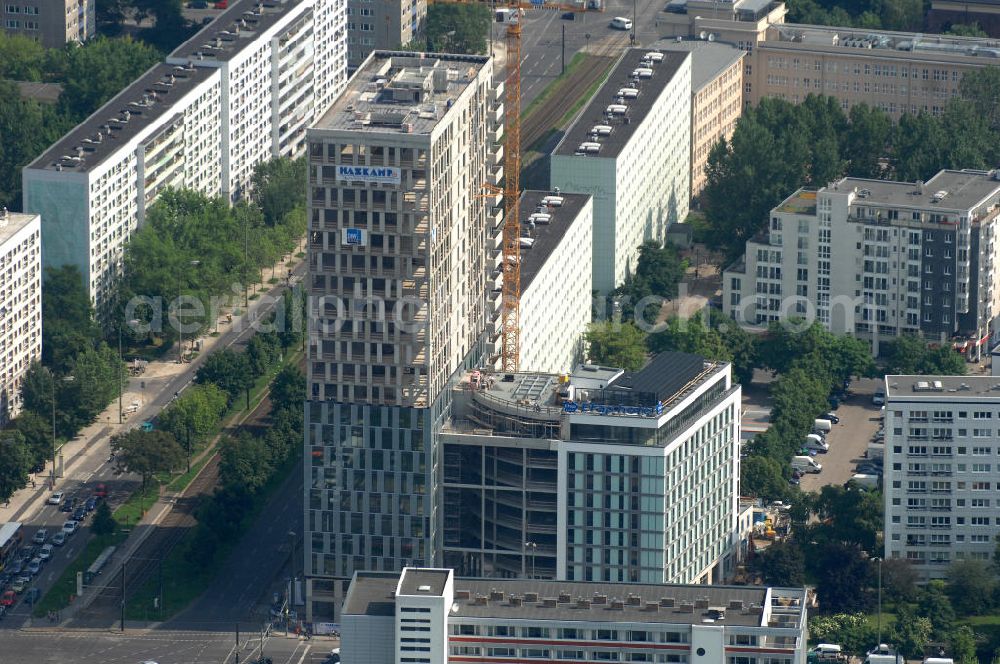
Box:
519, 238, 535, 248
590, 125, 612, 136
632, 67, 653, 79
541, 195, 564, 207
576, 142, 601, 154
529, 213, 551, 224
618, 87, 639, 98
932, 190, 948, 202
645, 51, 665, 62
455, 590, 471, 599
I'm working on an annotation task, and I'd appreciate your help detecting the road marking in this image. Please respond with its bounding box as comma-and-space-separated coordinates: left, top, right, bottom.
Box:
294, 644, 312, 664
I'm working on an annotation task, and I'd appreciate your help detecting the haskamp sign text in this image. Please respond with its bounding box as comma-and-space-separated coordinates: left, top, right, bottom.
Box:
562, 400, 664, 418
335, 165, 401, 185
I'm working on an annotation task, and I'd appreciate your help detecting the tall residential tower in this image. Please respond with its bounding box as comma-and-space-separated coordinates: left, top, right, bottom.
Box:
304, 50, 503, 619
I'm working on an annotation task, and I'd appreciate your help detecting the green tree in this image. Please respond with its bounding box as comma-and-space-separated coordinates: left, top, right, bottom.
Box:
844, 104, 892, 178
270, 365, 305, 413
425, 4, 491, 54
741, 455, 789, 502
946, 559, 995, 616
882, 557, 919, 604
41, 265, 101, 373
91, 500, 116, 536
812, 484, 883, 553
219, 431, 273, 493
961, 65, 1000, 132
14, 411, 53, 469
883, 334, 967, 375
947, 21, 988, 36
950, 625, 978, 664
814, 542, 875, 613
110, 429, 185, 495
918, 580, 957, 640
157, 383, 228, 470
0, 33, 48, 80
251, 157, 305, 226
196, 349, 255, 407
808, 613, 878, 656
584, 321, 647, 371
614, 241, 687, 316
246, 331, 282, 377
647, 312, 730, 361
752, 540, 805, 586
66, 342, 125, 425
0, 431, 30, 503
58, 36, 162, 121
891, 604, 934, 659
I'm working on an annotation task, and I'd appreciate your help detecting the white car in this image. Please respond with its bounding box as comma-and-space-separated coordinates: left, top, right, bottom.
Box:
62, 520, 79, 536
47, 492, 64, 506
32, 529, 48, 544
38, 544, 53, 561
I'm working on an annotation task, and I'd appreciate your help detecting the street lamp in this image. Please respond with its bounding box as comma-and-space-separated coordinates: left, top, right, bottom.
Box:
873, 557, 883, 647
50, 373, 74, 489
524, 541, 537, 579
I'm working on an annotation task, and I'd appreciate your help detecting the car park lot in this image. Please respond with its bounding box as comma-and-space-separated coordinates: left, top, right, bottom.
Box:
799, 378, 884, 492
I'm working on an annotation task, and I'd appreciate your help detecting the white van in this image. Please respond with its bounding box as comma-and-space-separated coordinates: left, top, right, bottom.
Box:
804, 435, 829, 453
611, 16, 633, 30
814, 418, 833, 433
792, 455, 822, 473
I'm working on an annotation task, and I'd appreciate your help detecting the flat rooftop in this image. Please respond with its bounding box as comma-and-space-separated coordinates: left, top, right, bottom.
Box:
775, 189, 817, 215
460, 352, 720, 418
168, 0, 309, 62
518, 190, 591, 293
554, 48, 689, 159
765, 22, 1000, 61
825, 170, 1000, 212
0, 212, 38, 246
398, 568, 450, 597
27, 63, 217, 173
314, 51, 490, 135
886, 375, 1000, 399
653, 39, 744, 93
344, 572, 806, 629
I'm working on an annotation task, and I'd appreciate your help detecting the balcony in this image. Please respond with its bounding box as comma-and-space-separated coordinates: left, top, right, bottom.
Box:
490, 123, 504, 144
490, 164, 504, 187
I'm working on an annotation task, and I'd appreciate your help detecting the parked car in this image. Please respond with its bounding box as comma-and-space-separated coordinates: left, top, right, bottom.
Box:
11, 576, 29, 593
26, 559, 41, 576
72, 507, 87, 522
62, 521, 79, 536
84, 497, 97, 512
828, 395, 840, 410
0, 590, 15, 607
47, 491, 64, 505
32, 529, 48, 545
824, 412, 840, 424
51, 532, 66, 546
8, 560, 23, 576
60, 497, 77, 512
215, 0, 227, 7
189, 0, 208, 6
561, 11, 575, 18
93, 484, 108, 499
38, 544, 53, 562
872, 390, 886, 406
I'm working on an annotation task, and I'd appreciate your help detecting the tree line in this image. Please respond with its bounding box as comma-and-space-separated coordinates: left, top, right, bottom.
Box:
701, 67, 1000, 263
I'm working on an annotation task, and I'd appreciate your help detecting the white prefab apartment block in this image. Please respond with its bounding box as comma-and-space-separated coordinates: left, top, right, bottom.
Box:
516, 190, 593, 375
1, 0, 94, 48
341, 568, 809, 664
883, 375, 1000, 579
22, 0, 346, 309
441, 352, 741, 585
550, 48, 691, 294
304, 51, 502, 619
0, 211, 41, 426
723, 170, 1000, 353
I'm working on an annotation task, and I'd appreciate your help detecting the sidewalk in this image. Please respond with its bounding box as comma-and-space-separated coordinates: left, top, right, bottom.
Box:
0, 239, 306, 528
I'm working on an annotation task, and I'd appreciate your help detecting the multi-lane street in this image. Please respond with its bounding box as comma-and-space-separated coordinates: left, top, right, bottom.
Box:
0, 259, 307, 631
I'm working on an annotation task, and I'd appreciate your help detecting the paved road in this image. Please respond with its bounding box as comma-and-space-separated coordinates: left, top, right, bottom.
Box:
0, 262, 306, 630
167, 462, 304, 630
0, 628, 333, 664
511, 0, 666, 107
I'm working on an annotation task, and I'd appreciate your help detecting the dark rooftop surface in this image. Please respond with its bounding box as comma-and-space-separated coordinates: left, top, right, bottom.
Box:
27, 63, 217, 173
612, 351, 712, 402
886, 375, 1000, 399
554, 48, 689, 159
518, 190, 591, 293
344, 573, 806, 629
398, 568, 450, 597
343, 572, 400, 617
168, 0, 309, 62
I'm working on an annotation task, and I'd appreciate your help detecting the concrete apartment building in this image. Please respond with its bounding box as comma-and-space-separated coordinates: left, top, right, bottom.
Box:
515, 190, 593, 374
303, 50, 503, 619
1, 0, 93, 48
655, 39, 745, 201
723, 170, 1000, 354
550, 48, 691, 294
0, 210, 41, 426
341, 567, 809, 664
347, 0, 426, 67
658, 0, 1000, 120
22, 0, 346, 309
440, 352, 742, 586
883, 375, 1000, 579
